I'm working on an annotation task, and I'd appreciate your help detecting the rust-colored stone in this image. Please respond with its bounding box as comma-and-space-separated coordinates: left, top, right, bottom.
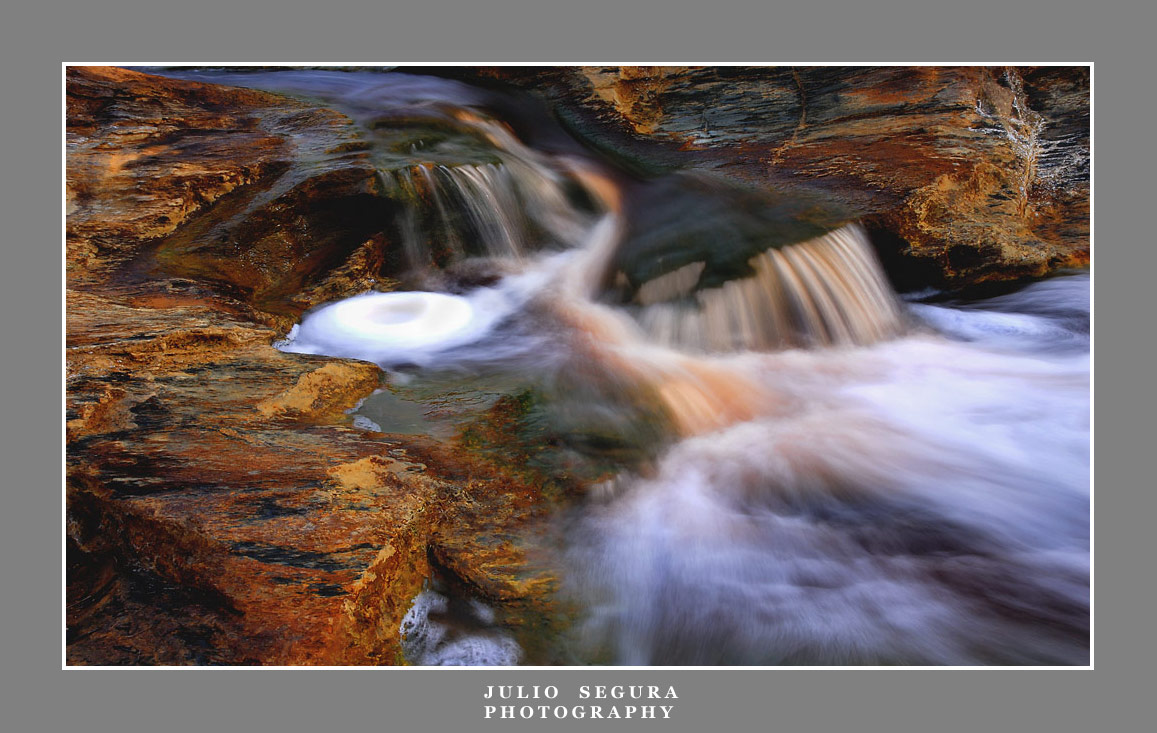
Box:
65, 67, 559, 666
471, 66, 1090, 288
68, 65, 1086, 666
257, 363, 382, 423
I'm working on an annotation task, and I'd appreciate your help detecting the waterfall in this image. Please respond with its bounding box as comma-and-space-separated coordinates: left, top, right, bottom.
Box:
390, 163, 526, 263
259, 70, 1087, 666
387, 159, 595, 273
632, 224, 904, 352
555, 157, 905, 354
385, 110, 594, 275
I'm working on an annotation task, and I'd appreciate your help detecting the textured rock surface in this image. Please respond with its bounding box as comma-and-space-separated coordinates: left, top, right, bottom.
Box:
66, 67, 557, 665
66, 65, 1089, 665
466, 66, 1090, 289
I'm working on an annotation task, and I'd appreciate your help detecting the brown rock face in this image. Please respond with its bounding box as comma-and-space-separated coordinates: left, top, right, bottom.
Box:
66, 67, 557, 666
66, 65, 1088, 666
468, 66, 1090, 288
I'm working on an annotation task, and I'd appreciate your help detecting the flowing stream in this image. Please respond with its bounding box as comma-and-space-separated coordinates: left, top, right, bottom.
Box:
159, 69, 1090, 665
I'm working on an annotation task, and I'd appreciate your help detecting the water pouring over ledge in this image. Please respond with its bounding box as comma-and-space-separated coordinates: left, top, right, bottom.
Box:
166, 69, 1087, 665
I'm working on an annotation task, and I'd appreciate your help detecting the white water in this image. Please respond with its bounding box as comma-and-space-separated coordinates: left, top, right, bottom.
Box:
569, 275, 1089, 665
399, 589, 522, 666
283, 212, 1089, 665
279, 286, 526, 366
391, 159, 590, 271
632, 225, 905, 352
253, 70, 1089, 665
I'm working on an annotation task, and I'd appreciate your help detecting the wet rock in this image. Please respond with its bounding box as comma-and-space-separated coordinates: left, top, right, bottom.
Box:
467, 66, 1089, 288
66, 67, 557, 666
257, 362, 382, 422
67, 66, 395, 312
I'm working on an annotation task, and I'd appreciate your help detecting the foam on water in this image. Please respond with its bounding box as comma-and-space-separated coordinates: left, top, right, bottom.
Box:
399, 589, 522, 667
275, 173, 1088, 666
910, 275, 1089, 353
276, 269, 552, 367
244, 67, 1088, 665
274, 174, 1088, 666
567, 274, 1090, 665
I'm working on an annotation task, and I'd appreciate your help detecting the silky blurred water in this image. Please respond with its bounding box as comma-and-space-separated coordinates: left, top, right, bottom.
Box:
170, 68, 1089, 665
567, 274, 1089, 665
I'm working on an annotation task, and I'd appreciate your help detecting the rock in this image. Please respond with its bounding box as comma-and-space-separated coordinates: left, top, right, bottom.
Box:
65, 67, 559, 666
67, 66, 395, 312
465, 66, 1089, 289
68, 65, 1087, 665
256, 362, 382, 422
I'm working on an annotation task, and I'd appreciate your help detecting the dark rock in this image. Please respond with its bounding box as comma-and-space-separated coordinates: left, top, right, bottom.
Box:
463, 66, 1089, 288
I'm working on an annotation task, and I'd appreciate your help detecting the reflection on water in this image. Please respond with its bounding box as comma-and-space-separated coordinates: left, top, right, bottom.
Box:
164, 68, 1089, 665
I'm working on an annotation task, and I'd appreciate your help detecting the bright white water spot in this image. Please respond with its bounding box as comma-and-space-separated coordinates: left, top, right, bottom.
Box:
399, 589, 522, 667
278, 289, 519, 366
350, 415, 383, 432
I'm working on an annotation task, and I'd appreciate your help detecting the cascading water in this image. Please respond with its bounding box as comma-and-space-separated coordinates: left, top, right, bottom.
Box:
567, 276, 1089, 664
631, 225, 905, 351
389, 158, 591, 271
169, 69, 1089, 666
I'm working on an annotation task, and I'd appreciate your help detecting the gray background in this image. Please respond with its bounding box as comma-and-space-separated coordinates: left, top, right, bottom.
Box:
6, 1, 1149, 731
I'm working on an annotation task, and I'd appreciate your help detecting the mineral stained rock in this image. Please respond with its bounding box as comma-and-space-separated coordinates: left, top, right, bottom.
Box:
466, 66, 1089, 288
66, 65, 1089, 665
66, 67, 554, 665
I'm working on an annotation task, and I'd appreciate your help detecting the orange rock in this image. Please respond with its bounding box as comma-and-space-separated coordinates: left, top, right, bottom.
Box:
474, 66, 1090, 288
257, 362, 382, 422
66, 67, 561, 666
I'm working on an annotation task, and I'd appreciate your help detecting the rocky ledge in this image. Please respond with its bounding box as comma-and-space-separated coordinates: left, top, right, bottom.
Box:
464, 66, 1089, 289
66, 67, 557, 665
